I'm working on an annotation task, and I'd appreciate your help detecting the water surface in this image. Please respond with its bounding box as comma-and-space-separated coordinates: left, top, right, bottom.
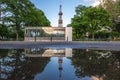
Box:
0, 48, 120, 80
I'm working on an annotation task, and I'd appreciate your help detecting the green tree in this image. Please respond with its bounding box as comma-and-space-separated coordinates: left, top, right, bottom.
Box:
84, 7, 112, 40
71, 5, 112, 40
1, 0, 50, 40
0, 24, 9, 40
71, 5, 88, 39
24, 8, 50, 26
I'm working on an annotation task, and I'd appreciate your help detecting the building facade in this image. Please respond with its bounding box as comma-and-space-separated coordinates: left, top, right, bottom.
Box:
24, 27, 72, 41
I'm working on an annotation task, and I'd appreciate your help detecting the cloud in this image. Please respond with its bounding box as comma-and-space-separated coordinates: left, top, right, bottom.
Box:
83, 0, 96, 2
92, 0, 100, 7
83, 0, 100, 7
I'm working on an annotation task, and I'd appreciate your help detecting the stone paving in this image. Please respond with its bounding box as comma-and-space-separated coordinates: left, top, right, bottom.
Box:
0, 41, 120, 51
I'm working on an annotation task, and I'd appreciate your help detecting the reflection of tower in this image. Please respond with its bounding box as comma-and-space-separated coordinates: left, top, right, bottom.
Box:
58, 57, 63, 80
58, 4, 63, 27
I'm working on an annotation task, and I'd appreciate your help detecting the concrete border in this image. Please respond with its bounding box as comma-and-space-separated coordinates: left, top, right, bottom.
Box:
0, 41, 120, 51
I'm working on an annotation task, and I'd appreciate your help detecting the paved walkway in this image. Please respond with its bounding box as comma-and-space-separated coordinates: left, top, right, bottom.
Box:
0, 41, 120, 51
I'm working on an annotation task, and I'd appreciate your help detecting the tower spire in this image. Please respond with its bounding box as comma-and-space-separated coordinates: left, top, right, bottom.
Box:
58, 4, 63, 27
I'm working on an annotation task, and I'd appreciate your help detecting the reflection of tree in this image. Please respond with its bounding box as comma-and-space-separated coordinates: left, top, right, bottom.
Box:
29, 29, 48, 37
0, 49, 9, 58
0, 49, 25, 80
9, 57, 50, 80
33, 29, 51, 37
37, 29, 50, 37
71, 49, 120, 80
0, 49, 50, 80
104, 51, 120, 80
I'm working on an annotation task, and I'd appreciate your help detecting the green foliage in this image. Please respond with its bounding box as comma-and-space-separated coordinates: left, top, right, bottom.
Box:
111, 31, 120, 37
24, 8, 50, 26
0, 24, 9, 40
75, 5, 87, 16
71, 5, 112, 40
0, 0, 50, 41
95, 31, 110, 40
71, 5, 89, 39
84, 7, 112, 39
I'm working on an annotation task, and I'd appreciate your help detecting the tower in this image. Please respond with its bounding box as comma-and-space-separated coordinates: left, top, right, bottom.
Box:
58, 5, 63, 27
58, 56, 63, 80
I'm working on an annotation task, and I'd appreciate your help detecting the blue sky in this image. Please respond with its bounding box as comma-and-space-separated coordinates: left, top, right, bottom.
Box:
30, 0, 99, 27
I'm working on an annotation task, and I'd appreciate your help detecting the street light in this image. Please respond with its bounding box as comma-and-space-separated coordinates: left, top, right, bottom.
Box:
118, 16, 120, 23
115, 16, 120, 23
85, 32, 89, 40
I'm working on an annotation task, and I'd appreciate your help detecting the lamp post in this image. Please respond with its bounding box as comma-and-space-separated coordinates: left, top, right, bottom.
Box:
35, 28, 37, 42
118, 16, 120, 23
85, 32, 89, 40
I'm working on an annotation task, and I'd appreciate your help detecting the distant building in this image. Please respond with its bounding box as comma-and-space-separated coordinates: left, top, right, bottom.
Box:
24, 4, 72, 42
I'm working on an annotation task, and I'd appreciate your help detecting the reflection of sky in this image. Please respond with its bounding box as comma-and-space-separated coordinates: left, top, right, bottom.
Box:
1, 73, 8, 79
34, 57, 92, 80
0, 57, 15, 62
0, 53, 26, 80
1, 65, 14, 72
1, 65, 15, 79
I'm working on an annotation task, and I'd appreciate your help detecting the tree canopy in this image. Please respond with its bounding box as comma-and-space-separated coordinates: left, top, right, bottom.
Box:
71, 5, 112, 40
0, 0, 50, 40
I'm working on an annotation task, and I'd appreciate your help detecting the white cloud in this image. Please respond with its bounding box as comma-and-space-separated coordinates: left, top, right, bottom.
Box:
83, 0, 100, 7
92, 0, 100, 7
83, 0, 96, 2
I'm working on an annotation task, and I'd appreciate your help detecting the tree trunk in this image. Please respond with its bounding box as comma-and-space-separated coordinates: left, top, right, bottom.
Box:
15, 21, 20, 41
92, 33, 95, 40
16, 29, 19, 41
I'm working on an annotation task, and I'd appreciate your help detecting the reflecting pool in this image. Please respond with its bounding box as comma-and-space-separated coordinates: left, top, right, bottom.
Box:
0, 49, 120, 80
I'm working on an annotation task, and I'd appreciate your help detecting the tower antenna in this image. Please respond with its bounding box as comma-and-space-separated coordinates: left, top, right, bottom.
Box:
58, 0, 63, 27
